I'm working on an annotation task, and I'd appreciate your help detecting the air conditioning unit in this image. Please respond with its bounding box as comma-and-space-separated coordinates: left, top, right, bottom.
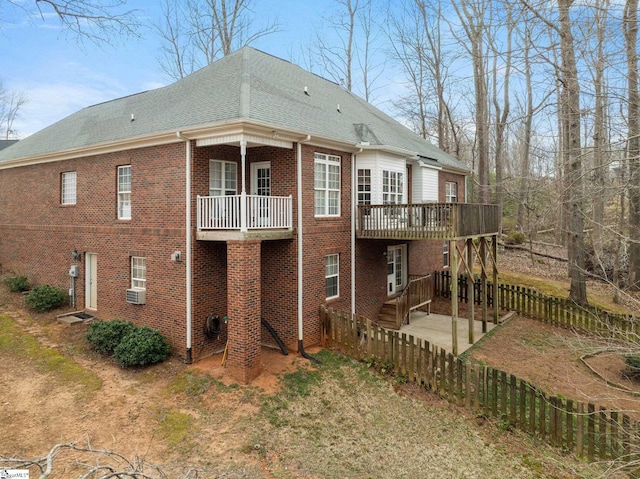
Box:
126, 289, 146, 305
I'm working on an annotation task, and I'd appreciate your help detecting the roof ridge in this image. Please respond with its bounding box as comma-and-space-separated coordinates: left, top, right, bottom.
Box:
239, 47, 251, 118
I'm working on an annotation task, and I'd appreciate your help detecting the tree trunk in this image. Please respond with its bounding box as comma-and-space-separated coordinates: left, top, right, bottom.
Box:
625, 0, 640, 290
558, 0, 587, 304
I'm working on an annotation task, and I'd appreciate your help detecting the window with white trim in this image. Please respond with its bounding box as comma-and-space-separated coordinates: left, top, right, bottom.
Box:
383, 170, 403, 204
445, 181, 458, 203
443, 242, 450, 268
357, 169, 371, 205
325, 253, 339, 299
314, 153, 341, 216
61, 171, 77, 205
209, 160, 237, 196
131, 256, 146, 290
117, 165, 131, 219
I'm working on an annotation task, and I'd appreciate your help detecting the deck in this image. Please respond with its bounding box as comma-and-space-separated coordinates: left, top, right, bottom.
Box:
356, 203, 500, 240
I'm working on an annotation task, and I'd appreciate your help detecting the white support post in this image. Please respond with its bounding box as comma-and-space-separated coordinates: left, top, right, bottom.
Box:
240, 140, 248, 232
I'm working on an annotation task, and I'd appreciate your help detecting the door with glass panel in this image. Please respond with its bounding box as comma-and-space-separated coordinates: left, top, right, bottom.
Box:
85, 253, 97, 310
251, 161, 271, 227
387, 245, 406, 296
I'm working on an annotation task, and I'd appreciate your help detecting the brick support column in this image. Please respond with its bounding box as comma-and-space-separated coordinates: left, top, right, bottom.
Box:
226, 239, 262, 383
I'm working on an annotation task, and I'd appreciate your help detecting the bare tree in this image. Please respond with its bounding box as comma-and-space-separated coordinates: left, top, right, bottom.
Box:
490, 1, 515, 234
156, 0, 279, 80
451, 0, 491, 204
312, 0, 384, 102
589, 0, 610, 265
4, 0, 139, 43
558, 0, 587, 304
0, 81, 26, 140
625, 0, 640, 290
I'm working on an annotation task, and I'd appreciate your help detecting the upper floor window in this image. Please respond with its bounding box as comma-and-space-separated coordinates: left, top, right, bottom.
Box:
131, 256, 146, 290
209, 160, 237, 196
326, 253, 339, 299
383, 170, 403, 205
61, 171, 76, 205
117, 165, 131, 219
314, 153, 341, 216
357, 169, 371, 205
445, 181, 458, 203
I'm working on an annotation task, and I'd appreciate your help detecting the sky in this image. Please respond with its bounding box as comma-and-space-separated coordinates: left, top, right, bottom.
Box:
0, 0, 339, 138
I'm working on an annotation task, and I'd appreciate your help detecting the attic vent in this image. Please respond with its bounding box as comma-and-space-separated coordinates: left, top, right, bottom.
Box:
304, 86, 309, 95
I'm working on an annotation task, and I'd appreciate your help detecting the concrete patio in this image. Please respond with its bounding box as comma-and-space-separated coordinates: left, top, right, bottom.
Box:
400, 311, 498, 354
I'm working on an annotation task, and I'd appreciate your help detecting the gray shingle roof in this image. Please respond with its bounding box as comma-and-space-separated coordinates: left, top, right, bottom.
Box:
0, 47, 467, 171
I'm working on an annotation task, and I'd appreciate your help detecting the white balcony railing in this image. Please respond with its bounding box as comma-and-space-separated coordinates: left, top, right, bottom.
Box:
197, 194, 293, 231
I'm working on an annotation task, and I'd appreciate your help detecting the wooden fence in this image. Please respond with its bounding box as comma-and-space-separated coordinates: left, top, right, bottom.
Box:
433, 270, 640, 343
321, 307, 640, 465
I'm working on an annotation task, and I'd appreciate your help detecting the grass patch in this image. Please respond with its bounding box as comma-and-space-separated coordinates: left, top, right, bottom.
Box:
156, 408, 196, 452
498, 271, 631, 315
167, 370, 232, 398
0, 314, 101, 395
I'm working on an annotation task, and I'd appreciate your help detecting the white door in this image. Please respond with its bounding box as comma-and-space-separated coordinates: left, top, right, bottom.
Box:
387, 245, 406, 296
251, 161, 271, 227
85, 253, 97, 310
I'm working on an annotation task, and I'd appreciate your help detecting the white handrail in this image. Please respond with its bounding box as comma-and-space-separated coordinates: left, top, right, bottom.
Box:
197, 195, 293, 230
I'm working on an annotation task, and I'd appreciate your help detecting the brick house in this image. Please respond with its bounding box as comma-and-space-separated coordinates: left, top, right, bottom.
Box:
0, 47, 496, 382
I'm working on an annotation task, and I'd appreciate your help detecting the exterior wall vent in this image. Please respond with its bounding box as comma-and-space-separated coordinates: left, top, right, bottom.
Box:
126, 289, 146, 304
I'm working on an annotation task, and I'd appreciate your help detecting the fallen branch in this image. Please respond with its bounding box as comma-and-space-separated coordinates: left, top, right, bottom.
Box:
504, 243, 568, 262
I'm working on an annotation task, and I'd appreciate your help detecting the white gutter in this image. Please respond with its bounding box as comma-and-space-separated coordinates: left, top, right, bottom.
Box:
297, 136, 310, 342
351, 147, 363, 315
177, 132, 193, 363
297, 135, 318, 361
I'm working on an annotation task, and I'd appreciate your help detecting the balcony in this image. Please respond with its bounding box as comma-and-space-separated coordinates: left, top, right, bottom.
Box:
356, 203, 499, 240
197, 194, 293, 241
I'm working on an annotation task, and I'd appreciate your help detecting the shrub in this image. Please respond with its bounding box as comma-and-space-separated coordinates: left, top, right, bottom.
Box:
113, 326, 170, 368
2, 275, 30, 293
24, 284, 66, 312
623, 355, 640, 380
85, 320, 136, 355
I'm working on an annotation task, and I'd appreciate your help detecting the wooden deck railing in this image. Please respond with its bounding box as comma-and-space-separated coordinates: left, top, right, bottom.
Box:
387, 275, 434, 330
356, 203, 500, 239
321, 307, 640, 464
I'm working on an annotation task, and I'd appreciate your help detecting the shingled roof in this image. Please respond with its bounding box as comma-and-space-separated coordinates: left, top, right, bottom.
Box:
0, 47, 466, 171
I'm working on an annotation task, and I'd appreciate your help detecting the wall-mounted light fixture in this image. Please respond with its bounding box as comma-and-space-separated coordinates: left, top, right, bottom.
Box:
71, 249, 81, 262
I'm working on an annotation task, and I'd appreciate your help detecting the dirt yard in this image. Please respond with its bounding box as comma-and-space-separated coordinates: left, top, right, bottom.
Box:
0, 244, 637, 478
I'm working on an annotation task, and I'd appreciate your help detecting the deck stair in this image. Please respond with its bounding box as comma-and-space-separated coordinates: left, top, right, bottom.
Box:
375, 274, 434, 330
376, 298, 401, 329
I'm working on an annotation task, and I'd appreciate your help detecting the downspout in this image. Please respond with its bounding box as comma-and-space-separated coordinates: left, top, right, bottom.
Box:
177, 132, 193, 364
351, 148, 363, 316
297, 135, 321, 364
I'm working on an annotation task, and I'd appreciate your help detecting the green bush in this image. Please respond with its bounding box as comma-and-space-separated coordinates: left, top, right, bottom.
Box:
623, 355, 640, 380
2, 275, 30, 292
85, 320, 137, 355
113, 326, 170, 368
24, 284, 66, 312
